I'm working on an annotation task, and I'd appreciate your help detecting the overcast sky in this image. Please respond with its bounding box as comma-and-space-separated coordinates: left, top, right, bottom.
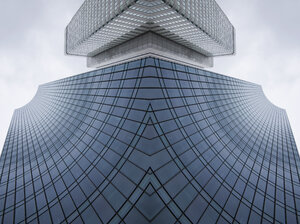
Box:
0, 0, 299, 154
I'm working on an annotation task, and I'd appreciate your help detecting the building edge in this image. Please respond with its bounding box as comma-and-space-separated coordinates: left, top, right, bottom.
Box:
87, 32, 213, 69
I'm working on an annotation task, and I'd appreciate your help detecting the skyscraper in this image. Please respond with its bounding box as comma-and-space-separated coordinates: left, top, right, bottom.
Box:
65, 0, 235, 68
0, 1, 299, 224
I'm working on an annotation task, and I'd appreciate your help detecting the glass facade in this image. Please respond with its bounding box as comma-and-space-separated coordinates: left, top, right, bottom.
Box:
0, 57, 299, 223
66, 0, 235, 57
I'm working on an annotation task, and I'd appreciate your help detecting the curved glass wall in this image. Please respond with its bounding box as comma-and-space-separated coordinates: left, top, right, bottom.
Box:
0, 58, 299, 223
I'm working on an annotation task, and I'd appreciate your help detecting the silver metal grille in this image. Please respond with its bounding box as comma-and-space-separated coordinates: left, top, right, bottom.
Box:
66, 0, 235, 57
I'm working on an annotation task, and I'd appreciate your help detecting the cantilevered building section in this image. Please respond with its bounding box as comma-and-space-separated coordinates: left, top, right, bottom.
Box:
1, 0, 300, 224
65, 0, 235, 68
0, 58, 299, 223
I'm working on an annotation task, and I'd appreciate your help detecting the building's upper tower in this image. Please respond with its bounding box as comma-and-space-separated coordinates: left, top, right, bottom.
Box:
65, 0, 235, 68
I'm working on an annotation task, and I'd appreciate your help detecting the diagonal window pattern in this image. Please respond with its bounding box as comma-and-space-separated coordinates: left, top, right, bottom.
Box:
0, 57, 299, 223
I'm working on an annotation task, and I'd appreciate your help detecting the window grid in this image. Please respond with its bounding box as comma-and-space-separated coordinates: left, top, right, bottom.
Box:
0, 57, 299, 223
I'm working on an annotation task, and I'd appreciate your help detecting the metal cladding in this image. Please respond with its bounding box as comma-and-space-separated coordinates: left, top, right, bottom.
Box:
0, 58, 299, 223
65, 0, 235, 57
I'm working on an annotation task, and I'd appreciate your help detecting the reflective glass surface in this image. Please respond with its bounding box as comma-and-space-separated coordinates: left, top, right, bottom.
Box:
0, 57, 299, 223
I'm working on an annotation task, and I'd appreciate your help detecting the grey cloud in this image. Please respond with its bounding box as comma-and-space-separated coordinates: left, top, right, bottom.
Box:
213, 0, 300, 147
0, 0, 87, 151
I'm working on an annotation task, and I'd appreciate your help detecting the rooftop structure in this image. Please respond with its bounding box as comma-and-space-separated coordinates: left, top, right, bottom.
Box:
65, 0, 235, 68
